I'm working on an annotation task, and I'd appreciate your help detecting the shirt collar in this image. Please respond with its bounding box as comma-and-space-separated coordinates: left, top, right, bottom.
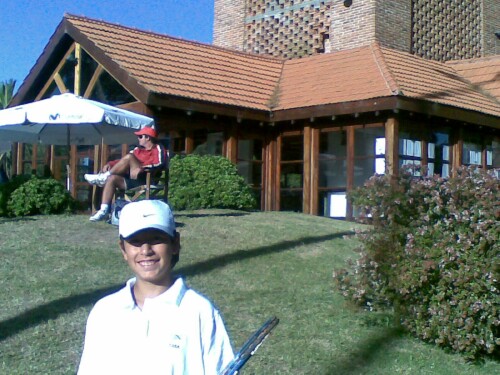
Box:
119, 277, 187, 309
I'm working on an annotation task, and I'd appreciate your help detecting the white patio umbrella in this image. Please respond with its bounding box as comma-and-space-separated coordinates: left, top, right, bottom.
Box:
0, 93, 154, 145
0, 93, 155, 190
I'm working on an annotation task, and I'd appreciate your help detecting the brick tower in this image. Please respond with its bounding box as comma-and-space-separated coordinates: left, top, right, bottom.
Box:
213, 0, 500, 61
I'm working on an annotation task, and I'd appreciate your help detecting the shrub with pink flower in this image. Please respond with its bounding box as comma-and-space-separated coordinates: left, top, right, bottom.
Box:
334, 166, 499, 360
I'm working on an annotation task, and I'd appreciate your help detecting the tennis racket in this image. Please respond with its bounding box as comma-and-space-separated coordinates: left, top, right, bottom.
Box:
219, 316, 279, 375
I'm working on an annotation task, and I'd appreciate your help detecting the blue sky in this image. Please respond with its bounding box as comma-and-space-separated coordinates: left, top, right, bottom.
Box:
0, 0, 215, 90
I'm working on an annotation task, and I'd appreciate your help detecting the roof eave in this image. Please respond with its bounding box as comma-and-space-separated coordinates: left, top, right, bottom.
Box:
271, 97, 399, 122
395, 97, 500, 129
147, 93, 271, 122
271, 95, 500, 129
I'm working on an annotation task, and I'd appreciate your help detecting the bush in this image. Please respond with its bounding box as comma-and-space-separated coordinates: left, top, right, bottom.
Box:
7, 176, 76, 216
334, 167, 500, 360
168, 154, 257, 210
0, 174, 32, 216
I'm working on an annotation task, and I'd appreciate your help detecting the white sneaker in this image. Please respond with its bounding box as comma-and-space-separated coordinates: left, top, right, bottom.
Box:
89, 209, 109, 222
84, 172, 109, 187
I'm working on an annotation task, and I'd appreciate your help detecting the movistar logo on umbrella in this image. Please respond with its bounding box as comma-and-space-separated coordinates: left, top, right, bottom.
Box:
49, 113, 85, 121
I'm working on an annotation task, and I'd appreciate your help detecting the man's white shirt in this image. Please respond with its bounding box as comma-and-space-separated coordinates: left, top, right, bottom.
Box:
78, 277, 234, 374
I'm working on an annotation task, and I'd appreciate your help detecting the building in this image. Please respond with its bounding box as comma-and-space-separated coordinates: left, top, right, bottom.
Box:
8, 0, 500, 217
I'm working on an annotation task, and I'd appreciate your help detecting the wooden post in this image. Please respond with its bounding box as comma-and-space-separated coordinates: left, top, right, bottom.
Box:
303, 126, 312, 214
185, 130, 194, 154
385, 117, 399, 176
451, 126, 463, 176
225, 124, 238, 163
32, 144, 38, 173
263, 138, 273, 211
16, 143, 23, 174
70, 145, 77, 197
49, 146, 56, 176
346, 127, 355, 219
346, 127, 354, 191
310, 128, 319, 215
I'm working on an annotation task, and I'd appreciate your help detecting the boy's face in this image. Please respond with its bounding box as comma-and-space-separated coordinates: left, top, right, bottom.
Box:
119, 229, 179, 286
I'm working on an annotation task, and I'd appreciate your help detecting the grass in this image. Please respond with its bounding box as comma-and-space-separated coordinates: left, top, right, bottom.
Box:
0, 210, 498, 374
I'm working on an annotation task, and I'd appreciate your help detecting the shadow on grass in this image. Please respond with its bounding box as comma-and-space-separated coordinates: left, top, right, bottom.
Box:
0, 230, 353, 342
0, 284, 123, 342
175, 231, 355, 278
175, 212, 251, 219
323, 325, 405, 375
0, 217, 37, 223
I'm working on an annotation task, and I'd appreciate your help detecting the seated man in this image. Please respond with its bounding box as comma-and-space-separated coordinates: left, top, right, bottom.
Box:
84, 127, 167, 222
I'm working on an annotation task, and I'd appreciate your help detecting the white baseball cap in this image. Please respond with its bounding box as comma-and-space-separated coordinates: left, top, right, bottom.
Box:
119, 200, 176, 239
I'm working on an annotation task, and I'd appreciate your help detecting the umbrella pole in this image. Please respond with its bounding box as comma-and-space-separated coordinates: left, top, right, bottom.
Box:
66, 124, 71, 191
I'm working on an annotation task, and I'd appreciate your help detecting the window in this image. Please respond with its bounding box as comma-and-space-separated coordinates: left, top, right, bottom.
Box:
462, 128, 500, 170
237, 138, 263, 205
354, 127, 385, 186
427, 131, 450, 177
192, 131, 224, 156
318, 130, 347, 217
280, 134, 303, 211
399, 138, 422, 176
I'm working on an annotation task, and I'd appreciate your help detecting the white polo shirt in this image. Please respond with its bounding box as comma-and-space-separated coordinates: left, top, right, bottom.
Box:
78, 277, 234, 375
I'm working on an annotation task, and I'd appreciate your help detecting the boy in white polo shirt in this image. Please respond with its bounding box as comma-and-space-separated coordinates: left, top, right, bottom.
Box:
78, 200, 234, 374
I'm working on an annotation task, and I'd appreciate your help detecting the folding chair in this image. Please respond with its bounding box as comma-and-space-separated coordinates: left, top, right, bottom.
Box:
123, 161, 169, 202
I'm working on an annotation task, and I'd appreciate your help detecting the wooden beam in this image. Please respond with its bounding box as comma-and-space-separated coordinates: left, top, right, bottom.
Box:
74, 44, 82, 96
53, 72, 68, 93
148, 94, 270, 122
117, 100, 154, 117
272, 97, 399, 123
36, 44, 75, 101
83, 65, 103, 98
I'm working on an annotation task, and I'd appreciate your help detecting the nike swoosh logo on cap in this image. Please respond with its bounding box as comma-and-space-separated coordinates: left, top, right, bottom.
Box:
143, 213, 155, 217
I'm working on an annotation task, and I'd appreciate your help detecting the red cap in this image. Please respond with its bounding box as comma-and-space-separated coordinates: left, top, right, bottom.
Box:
134, 127, 158, 138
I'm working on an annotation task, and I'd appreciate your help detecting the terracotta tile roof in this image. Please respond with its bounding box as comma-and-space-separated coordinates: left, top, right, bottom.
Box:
276, 43, 500, 117
275, 45, 396, 110
63, 15, 500, 119
446, 56, 500, 103
65, 14, 284, 111
380, 46, 500, 117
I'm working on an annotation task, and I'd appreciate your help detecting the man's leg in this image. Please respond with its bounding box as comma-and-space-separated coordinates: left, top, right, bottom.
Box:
109, 154, 143, 179
89, 175, 126, 222
85, 154, 142, 186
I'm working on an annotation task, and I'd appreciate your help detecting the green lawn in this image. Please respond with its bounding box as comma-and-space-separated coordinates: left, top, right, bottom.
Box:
0, 211, 497, 374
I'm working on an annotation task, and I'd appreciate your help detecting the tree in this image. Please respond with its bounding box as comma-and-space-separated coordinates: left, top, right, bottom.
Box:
0, 79, 16, 109
0, 79, 17, 180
